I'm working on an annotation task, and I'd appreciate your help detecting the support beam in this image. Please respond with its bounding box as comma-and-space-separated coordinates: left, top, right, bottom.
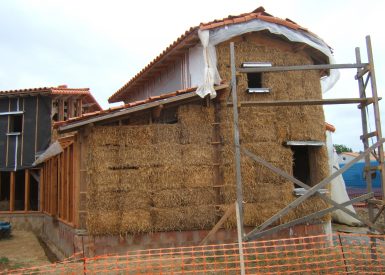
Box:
199, 203, 235, 245
242, 147, 383, 237
10, 172, 15, 211
247, 193, 374, 241
238, 63, 368, 73
227, 98, 378, 107
244, 138, 385, 238
25, 169, 30, 211
230, 42, 246, 275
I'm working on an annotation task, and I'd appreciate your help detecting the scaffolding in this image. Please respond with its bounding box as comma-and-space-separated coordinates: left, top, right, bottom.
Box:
226, 36, 385, 273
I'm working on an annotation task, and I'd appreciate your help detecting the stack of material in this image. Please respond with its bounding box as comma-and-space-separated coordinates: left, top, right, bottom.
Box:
87, 104, 218, 235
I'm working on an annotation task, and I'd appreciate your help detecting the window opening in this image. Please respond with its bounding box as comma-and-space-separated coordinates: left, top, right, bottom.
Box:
9, 115, 23, 133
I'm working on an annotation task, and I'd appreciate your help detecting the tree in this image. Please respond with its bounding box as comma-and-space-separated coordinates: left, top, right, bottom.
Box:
334, 144, 353, 154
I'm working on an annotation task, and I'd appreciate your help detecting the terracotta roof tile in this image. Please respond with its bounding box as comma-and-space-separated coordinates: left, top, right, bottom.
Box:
109, 6, 326, 104
0, 85, 102, 112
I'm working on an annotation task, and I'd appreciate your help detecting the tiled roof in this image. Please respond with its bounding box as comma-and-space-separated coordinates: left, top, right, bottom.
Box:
55, 86, 199, 128
0, 86, 89, 96
0, 85, 102, 111
109, 6, 326, 103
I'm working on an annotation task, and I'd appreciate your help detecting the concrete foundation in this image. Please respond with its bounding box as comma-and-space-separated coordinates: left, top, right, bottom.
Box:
0, 212, 330, 259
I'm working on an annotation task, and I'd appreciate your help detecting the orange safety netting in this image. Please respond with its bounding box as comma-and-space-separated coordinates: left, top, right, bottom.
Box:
2, 233, 385, 274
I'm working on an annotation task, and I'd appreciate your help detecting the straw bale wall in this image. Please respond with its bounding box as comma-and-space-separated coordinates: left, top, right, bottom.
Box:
86, 105, 218, 235
215, 32, 330, 226
85, 32, 331, 236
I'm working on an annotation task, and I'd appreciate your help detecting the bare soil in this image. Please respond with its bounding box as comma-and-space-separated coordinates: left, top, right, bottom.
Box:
0, 230, 50, 272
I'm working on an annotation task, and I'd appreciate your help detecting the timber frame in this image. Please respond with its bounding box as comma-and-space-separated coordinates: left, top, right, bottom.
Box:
201, 36, 385, 273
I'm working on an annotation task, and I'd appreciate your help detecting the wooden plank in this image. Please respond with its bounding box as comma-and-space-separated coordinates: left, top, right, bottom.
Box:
366, 36, 385, 214
199, 203, 235, 245
247, 193, 376, 241
67, 146, 71, 222
10, 172, 15, 212
39, 168, 44, 212
59, 84, 229, 133
244, 138, 385, 236
242, 147, 381, 237
24, 169, 30, 211
230, 42, 246, 275
238, 63, 368, 73
227, 98, 377, 107
360, 131, 378, 140
212, 102, 222, 210
58, 99, 65, 121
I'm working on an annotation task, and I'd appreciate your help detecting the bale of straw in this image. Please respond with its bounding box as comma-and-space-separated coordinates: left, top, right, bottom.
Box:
150, 166, 184, 190
183, 166, 214, 188
153, 188, 216, 208
120, 191, 152, 210
152, 206, 216, 231
181, 145, 214, 166
152, 124, 181, 144
87, 211, 121, 235
120, 210, 152, 234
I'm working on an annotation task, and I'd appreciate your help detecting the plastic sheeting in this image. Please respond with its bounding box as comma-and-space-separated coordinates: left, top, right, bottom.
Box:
326, 131, 362, 226
32, 141, 63, 166
196, 19, 340, 98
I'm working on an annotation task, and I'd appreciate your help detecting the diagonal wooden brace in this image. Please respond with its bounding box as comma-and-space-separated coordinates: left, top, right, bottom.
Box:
246, 193, 374, 241
243, 138, 385, 240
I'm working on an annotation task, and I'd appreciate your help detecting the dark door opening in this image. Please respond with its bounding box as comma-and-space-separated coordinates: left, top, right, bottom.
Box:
0, 172, 10, 211
292, 146, 310, 187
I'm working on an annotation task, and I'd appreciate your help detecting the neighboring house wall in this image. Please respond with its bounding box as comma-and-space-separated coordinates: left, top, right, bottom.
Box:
0, 95, 51, 171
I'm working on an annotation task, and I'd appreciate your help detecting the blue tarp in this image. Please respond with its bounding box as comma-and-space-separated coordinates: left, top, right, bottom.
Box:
340, 160, 381, 189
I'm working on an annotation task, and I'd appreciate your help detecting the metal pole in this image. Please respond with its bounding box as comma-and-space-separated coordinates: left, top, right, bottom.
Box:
366, 36, 385, 223
230, 42, 246, 275
356, 47, 375, 226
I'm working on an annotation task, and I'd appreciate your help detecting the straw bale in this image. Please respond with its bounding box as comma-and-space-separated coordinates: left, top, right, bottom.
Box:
118, 168, 152, 191
221, 181, 294, 204
182, 145, 214, 166
118, 125, 154, 145
220, 202, 296, 229
178, 104, 214, 145
88, 171, 121, 192
152, 124, 181, 144
120, 210, 152, 234
293, 196, 330, 222
87, 211, 121, 235
152, 206, 216, 231
150, 166, 184, 190
156, 143, 183, 166
119, 191, 152, 210
183, 166, 214, 188
153, 188, 216, 208
87, 190, 122, 211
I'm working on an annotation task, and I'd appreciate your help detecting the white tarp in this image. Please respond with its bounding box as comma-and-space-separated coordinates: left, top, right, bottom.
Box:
195, 18, 340, 98
326, 131, 362, 226
33, 141, 63, 166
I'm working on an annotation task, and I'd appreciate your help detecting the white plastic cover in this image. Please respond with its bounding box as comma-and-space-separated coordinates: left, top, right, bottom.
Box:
33, 141, 63, 166
326, 131, 362, 226
195, 19, 340, 98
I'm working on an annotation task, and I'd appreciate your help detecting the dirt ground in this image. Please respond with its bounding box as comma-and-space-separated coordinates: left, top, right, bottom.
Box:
0, 230, 51, 272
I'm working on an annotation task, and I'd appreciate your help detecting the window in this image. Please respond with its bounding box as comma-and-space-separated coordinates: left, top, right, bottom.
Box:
247, 73, 263, 89
242, 62, 271, 93
9, 115, 23, 133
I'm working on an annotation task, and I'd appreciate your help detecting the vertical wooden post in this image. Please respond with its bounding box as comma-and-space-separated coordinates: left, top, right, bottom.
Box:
40, 168, 44, 212
58, 99, 65, 121
68, 99, 74, 119
230, 42, 246, 275
366, 36, 385, 209
25, 169, 30, 211
356, 47, 375, 224
10, 172, 15, 212
67, 146, 71, 222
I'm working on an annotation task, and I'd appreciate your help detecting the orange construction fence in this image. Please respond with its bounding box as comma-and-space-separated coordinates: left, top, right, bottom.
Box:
2, 233, 385, 274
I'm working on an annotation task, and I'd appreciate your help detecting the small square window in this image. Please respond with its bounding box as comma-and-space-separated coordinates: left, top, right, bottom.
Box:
9, 115, 23, 133
247, 73, 262, 89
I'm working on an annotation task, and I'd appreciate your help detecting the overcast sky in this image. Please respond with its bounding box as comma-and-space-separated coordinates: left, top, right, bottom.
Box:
0, 0, 384, 151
